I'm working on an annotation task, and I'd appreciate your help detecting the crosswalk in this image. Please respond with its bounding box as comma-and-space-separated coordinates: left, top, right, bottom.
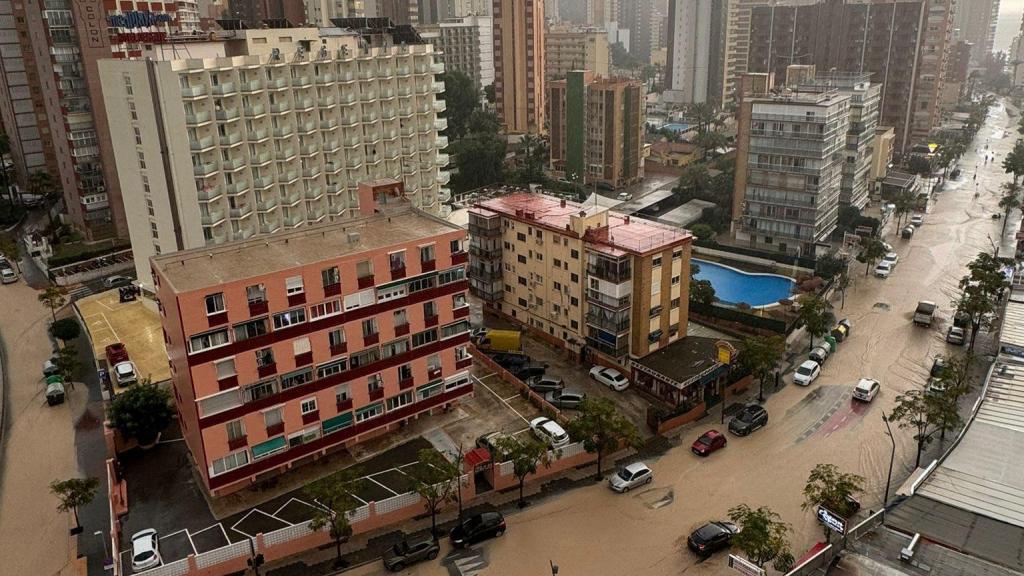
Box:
446, 548, 488, 576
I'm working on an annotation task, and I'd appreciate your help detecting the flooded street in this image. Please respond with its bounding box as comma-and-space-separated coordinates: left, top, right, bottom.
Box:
359, 100, 1019, 576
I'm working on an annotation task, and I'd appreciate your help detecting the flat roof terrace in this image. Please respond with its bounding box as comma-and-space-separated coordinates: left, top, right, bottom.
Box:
76, 290, 171, 389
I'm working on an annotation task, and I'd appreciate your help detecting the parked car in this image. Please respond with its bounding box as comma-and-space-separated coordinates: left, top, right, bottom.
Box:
0, 267, 17, 284
130, 529, 162, 571
927, 378, 948, 395
475, 431, 518, 458
113, 360, 138, 387
544, 389, 586, 410
728, 404, 768, 436
809, 346, 830, 365
617, 192, 633, 201
530, 416, 569, 448
910, 214, 924, 227
104, 342, 130, 366
930, 356, 946, 378
852, 378, 880, 402
527, 375, 564, 393
513, 363, 547, 381
103, 275, 133, 289
882, 252, 899, 268
901, 225, 915, 239
608, 462, 653, 493
590, 366, 629, 391
874, 261, 893, 278
946, 326, 966, 346
691, 430, 727, 456
793, 360, 821, 386
488, 352, 531, 369
687, 521, 738, 557
450, 511, 506, 548
382, 536, 440, 571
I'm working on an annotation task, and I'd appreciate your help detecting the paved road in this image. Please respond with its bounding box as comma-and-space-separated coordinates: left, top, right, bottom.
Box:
346, 100, 1018, 576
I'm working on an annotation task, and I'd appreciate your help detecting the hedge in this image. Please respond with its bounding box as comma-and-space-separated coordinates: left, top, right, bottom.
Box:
693, 238, 818, 270
689, 301, 789, 334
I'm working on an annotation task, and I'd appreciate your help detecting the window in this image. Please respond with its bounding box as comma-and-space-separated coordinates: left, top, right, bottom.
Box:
427, 353, 441, 371
398, 363, 413, 380
518, 276, 527, 286
189, 329, 229, 354
387, 392, 413, 410
381, 338, 409, 358
554, 258, 561, 267
408, 275, 437, 293
442, 320, 470, 339
335, 384, 350, 403
377, 284, 407, 303
211, 450, 249, 476
420, 244, 435, 263
300, 397, 318, 414
650, 305, 662, 318
246, 284, 266, 304
205, 293, 225, 315
344, 288, 376, 310
423, 300, 438, 318
244, 379, 277, 402
255, 348, 275, 367
350, 347, 380, 368
553, 281, 562, 291
570, 297, 579, 307
438, 267, 465, 284
328, 328, 345, 348
571, 249, 579, 259
273, 308, 306, 329
321, 266, 340, 287
671, 297, 680, 309
285, 275, 304, 295
412, 329, 438, 347
263, 407, 283, 428
518, 297, 528, 307
317, 353, 350, 378
356, 260, 373, 278
394, 308, 408, 326
648, 329, 663, 343
456, 345, 470, 361
652, 256, 662, 268
215, 358, 236, 379
450, 239, 462, 253
355, 402, 383, 422
234, 317, 269, 341
570, 273, 579, 283
452, 293, 467, 308
310, 299, 341, 319
517, 232, 527, 242
418, 380, 443, 400
226, 420, 244, 441
361, 318, 378, 337
281, 367, 312, 390
673, 248, 682, 260
571, 320, 579, 329
288, 427, 319, 448
367, 373, 383, 391
672, 275, 680, 285
390, 251, 406, 270
517, 254, 527, 264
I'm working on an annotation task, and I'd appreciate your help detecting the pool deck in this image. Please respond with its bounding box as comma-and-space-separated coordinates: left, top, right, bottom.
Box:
76, 290, 171, 391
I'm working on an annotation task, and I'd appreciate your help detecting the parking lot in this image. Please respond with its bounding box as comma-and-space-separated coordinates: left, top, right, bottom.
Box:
76, 289, 170, 390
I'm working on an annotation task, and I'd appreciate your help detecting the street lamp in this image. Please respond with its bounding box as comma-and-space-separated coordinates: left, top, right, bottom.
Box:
882, 412, 896, 515
550, 560, 559, 575
93, 530, 112, 571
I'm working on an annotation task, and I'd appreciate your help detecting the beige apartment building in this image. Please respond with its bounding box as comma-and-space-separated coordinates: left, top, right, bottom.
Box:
547, 71, 645, 190
493, 0, 546, 133
99, 25, 450, 289
545, 25, 609, 81
468, 193, 691, 367
419, 15, 495, 92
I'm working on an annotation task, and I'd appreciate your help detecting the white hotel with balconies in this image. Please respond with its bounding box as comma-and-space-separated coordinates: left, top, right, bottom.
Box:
99, 24, 451, 289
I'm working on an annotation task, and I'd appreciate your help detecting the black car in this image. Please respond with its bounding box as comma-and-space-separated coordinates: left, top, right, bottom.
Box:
687, 521, 738, 557
930, 356, 946, 378
728, 404, 768, 436
514, 363, 547, 380
382, 536, 440, 571
488, 352, 531, 369
450, 511, 506, 548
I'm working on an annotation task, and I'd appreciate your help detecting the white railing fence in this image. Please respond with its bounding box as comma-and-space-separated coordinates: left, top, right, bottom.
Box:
263, 522, 315, 547
194, 540, 250, 569
136, 558, 190, 576
376, 491, 422, 515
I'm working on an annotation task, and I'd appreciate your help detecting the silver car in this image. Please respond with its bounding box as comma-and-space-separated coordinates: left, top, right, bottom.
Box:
544, 389, 585, 410
608, 462, 653, 493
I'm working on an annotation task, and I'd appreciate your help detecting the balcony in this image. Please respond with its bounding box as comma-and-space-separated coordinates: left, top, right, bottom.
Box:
368, 387, 384, 401
211, 82, 236, 96
257, 197, 278, 211
295, 98, 315, 112
197, 186, 224, 202
468, 266, 501, 281
220, 132, 243, 147
253, 175, 274, 189
421, 259, 436, 272
380, 89, 396, 100
431, 62, 444, 74
436, 153, 450, 166
282, 190, 302, 206
424, 314, 439, 327
275, 148, 296, 161
259, 222, 281, 234
394, 322, 410, 336
201, 210, 225, 226
357, 274, 375, 289
292, 75, 312, 87
221, 157, 244, 171
193, 162, 217, 176
228, 435, 248, 450
266, 78, 288, 90
309, 207, 325, 221
185, 111, 212, 126
436, 172, 451, 185
277, 170, 299, 185
341, 115, 358, 127
436, 135, 448, 149
229, 204, 253, 219
239, 79, 263, 92
248, 128, 270, 142
216, 108, 240, 121
265, 422, 285, 437
586, 263, 631, 284
269, 101, 291, 114
330, 342, 347, 356
434, 118, 448, 131
338, 72, 355, 83
320, 118, 338, 130
359, 91, 378, 102
585, 337, 630, 359
586, 289, 631, 310
397, 67, 411, 77
364, 332, 380, 347
244, 104, 266, 117
323, 140, 341, 153
283, 213, 303, 227
439, 188, 452, 202
225, 180, 249, 195
315, 72, 335, 84
346, 157, 364, 168
302, 166, 322, 179
273, 125, 294, 138
300, 143, 320, 157
181, 85, 207, 99
304, 186, 324, 200
585, 311, 630, 334
190, 136, 215, 151
433, 100, 446, 112
298, 121, 317, 134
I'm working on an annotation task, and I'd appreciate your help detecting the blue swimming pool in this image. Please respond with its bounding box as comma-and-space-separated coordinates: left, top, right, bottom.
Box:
692, 259, 796, 307
662, 122, 691, 133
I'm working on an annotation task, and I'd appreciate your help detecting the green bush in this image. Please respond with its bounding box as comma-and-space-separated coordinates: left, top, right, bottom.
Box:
108, 382, 173, 446
49, 317, 82, 342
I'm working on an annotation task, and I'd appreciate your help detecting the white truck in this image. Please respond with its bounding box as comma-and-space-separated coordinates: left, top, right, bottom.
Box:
914, 301, 937, 327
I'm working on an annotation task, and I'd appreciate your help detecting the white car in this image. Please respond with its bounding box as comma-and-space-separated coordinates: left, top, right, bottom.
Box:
874, 261, 892, 278
590, 367, 629, 391
130, 529, 162, 571
617, 193, 633, 201
910, 214, 924, 227
113, 361, 138, 387
103, 275, 133, 288
608, 462, 653, 493
0, 267, 17, 284
882, 252, 899, 268
793, 360, 821, 386
853, 378, 880, 402
530, 417, 569, 448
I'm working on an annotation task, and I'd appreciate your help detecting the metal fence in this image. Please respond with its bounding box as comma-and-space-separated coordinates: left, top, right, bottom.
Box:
783, 510, 885, 576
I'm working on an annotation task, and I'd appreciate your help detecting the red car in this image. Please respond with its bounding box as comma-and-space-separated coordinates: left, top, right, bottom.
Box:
692, 430, 727, 456
104, 342, 129, 365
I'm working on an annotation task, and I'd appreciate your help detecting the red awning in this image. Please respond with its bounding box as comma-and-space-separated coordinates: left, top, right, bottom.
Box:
464, 447, 491, 469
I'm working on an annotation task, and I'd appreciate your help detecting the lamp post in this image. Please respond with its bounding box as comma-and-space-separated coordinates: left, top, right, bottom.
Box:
550, 560, 559, 575
93, 530, 112, 571
882, 412, 896, 514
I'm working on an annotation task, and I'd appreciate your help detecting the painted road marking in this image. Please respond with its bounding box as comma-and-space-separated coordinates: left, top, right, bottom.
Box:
473, 374, 529, 424
368, 475, 399, 496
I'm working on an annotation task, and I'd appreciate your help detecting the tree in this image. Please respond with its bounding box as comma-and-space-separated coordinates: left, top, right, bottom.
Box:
687, 102, 718, 135
0, 232, 18, 272
690, 262, 716, 306
107, 381, 173, 446
689, 223, 715, 243
306, 468, 365, 568
466, 109, 500, 134
906, 155, 932, 176
494, 436, 550, 508
483, 83, 495, 104
814, 254, 846, 281
954, 283, 997, 351
694, 130, 728, 157
801, 463, 865, 542
740, 335, 786, 402
49, 317, 81, 343
796, 294, 835, 351
891, 188, 916, 228
1003, 139, 1024, 184
407, 449, 460, 541
54, 344, 80, 387
441, 70, 480, 139
451, 130, 507, 192
856, 237, 887, 277
49, 477, 99, 533
38, 284, 68, 322
887, 389, 944, 468
610, 42, 642, 69
999, 181, 1021, 237
955, 252, 1008, 349
728, 504, 794, 571
937, 352, 976, 402
509, 134, 548, 184
566, 397, 640, 480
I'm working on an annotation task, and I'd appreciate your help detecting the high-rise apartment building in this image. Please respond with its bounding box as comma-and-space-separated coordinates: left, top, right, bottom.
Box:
618, 0, 654, 63
376, 0, 420, 25
468, 193, 692, 366
955, 0, 1000, 67
153, 181, 473, 496
492, 0, 546, 134
418, 16, 495, 91
547, 71, 645, 190
227, 0, 307, 26
664, 0, 727, 106
304, 0, 366, 26
732, 83, 851, 255
544, 25, 610, 81
745, 0, 955, 154
99, 24, 450, 290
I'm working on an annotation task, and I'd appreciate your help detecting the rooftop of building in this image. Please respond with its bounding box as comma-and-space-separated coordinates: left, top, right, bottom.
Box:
548, 71, 644, 88
631, 336, 738, 387
749, 88, 850, 107
153, 202, 463, 294
882, 171, 919, 188
838, 524, 1023, 576
650, 141, 699, 155
472, 193, 691, 256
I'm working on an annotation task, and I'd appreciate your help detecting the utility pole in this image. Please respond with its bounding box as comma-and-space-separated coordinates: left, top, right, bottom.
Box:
882, 412, 896, 515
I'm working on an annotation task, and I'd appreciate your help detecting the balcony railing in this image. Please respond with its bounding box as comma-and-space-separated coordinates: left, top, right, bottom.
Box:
585, 312, 630, 334
586, 289, 631, 310
585, 337, 630, 359
586, 264, 631, 284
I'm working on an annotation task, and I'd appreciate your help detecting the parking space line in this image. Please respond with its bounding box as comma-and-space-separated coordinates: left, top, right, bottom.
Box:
502, 394, 521, 402
367, 475, 399, 495
185, 530, 198, 555
473, 375, 530, 424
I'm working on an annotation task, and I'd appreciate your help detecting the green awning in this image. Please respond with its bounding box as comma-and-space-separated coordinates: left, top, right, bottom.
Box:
251, 435, 287, 459
322, 412, 353, 435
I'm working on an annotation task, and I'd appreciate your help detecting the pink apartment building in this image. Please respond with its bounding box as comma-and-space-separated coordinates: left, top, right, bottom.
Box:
152, 181, 473, 496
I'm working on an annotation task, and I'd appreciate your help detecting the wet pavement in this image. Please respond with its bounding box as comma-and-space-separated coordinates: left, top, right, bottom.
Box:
369, 99, 1022, 576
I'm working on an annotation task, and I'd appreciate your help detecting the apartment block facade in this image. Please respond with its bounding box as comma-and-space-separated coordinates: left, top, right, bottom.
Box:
468, 193, 691, 367
99, 25, 450, 290
544, 25, 609, 81
955, 0, 999, 67
153, 181, 473, 496
493, 0, 546, 134
732, 87, 851, 255
664, 0, 728, 106
547, 71, 644, 190
419, 15, 495, 91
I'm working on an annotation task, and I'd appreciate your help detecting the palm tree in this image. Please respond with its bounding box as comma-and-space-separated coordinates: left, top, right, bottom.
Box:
687, 102, 717, 135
